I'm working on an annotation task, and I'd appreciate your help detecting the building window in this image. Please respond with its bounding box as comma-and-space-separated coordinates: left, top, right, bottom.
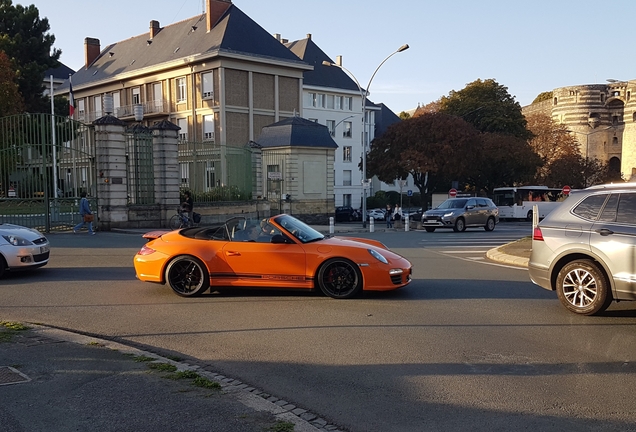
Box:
326, 94, 335, 109
93, 95, 102, 118
326, 120, 335, 136
613, 136, 619, 145
177, 77, 187, 103
180, 163, 190, 187
343, 170, 352, 186
112, 91, 121, 116
132, 87, 141, 105
178, 118, 188, 141
553, 97, 558, 106
203, 114, 214, 141
343, 121, 352, 138
202, 72, 213, 99
152, 83, 162, 111
343, 146, 352, 162
343, 194, 352, 207
344, 97, 352, 111
335, 96, 342, 110
77, 99, 85, 120
628, 91, 631, 101
309, 92, 317, 107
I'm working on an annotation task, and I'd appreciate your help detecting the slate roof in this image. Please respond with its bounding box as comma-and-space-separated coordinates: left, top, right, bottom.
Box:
286, 37, 361, 92
257, 116, 338, 149
59, 4, 309, 91
374, 102, 401, 136
44, 62, 75, 81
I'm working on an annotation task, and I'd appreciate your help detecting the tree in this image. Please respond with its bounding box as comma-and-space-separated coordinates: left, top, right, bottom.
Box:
0, 50, 23, 116
532, 91, 553, 104
367, 112, 481, 200
439, 78, 532, 140
544, 155, 614, 189
0, 0, 61, 113
398, 111, 411, 120
525, 113, 580, 183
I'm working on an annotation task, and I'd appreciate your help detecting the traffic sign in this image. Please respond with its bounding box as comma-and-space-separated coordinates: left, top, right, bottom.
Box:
449, 188, 457, 197
562, 185, 571, 195
407, 190, 413, 197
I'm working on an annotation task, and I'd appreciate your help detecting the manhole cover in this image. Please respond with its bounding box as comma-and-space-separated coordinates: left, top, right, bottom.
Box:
0, 366, 31, 386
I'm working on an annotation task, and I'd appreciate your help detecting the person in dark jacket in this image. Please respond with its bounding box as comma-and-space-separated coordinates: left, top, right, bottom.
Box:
73, 192, 95, 235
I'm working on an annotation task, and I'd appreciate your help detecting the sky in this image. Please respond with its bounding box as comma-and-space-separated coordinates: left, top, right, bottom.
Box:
28, 0, 636, 114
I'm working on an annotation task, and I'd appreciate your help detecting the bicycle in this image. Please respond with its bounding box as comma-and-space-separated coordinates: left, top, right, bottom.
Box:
169, 208, 191, 230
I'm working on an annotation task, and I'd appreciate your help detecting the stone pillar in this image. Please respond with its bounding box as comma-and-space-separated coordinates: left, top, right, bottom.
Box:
151, 120, 181, 227
93, 115, 129, 230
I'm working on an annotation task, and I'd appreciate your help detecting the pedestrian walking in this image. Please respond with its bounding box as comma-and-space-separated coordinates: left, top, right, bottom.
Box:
73, 192, 95, 235
386, 204, 393, 228
393, 205, 403, 229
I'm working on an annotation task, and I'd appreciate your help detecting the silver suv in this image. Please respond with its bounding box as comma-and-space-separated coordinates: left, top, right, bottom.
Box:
421, 197, 499, 232
529, 183, 636, 315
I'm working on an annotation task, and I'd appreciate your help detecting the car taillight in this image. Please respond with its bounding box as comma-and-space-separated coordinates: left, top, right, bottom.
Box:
137, 245, 156, 255
533, 227, 544, 241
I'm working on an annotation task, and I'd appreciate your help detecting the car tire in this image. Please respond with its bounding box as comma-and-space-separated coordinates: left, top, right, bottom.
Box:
165, 255, 210, 297
0, 255, 6, 278
424, 227, 435, 233
556, 260, 612, 315
484, 217, 496, 232
317, 258, 362, 299
453, 218, 466, 232
526, 210, 533, 222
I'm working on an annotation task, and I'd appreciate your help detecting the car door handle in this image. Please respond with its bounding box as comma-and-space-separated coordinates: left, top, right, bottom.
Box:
225, 251, 241, 256
595, 228, 614, 236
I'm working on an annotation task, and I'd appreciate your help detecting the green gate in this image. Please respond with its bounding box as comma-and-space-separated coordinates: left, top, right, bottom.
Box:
0, 113, 96, 232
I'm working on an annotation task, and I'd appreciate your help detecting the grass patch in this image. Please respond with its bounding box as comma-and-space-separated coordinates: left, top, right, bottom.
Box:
0, 321, 30, 343
268, 421, 295, 432
164, 370, 200, 380
147, 362, 177, 372
192, 376, 221, 389
132, 355, 155, 362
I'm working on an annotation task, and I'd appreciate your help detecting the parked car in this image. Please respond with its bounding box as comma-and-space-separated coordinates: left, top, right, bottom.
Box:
367, 209, 386, 221
134, 214, 412, 299
335, 206, 361, 222
528, 183, 636, 315
421, 198, 499, 232
0, 223, 50, 278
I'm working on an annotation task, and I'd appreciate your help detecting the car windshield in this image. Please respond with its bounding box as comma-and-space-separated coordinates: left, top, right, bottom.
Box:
436, 199, 467, 209
275, 214, 324, 244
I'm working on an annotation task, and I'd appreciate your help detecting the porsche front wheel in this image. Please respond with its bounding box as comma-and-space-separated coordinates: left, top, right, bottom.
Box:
165, 255, 210, 297
317, 258, 362, 299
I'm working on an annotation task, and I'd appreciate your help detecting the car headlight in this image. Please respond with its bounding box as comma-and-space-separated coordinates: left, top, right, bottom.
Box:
443, 212, 455, 218
368, 249, 388, 264
2, 235, 33, 246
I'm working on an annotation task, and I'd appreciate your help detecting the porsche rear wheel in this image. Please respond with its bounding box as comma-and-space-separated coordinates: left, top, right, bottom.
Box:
317, 258, 362, 299
165, 255, 210, 297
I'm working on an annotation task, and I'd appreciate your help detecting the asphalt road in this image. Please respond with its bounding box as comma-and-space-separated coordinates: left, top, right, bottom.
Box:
2, 225, 636, 431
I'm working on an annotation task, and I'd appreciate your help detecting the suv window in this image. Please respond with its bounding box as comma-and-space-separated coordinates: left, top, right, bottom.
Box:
572, 194, 608, 220
617, 193, 636, 225
598, 194, 619, 222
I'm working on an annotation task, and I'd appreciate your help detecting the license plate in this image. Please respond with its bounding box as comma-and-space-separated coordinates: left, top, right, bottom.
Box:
40, 245, 50, 253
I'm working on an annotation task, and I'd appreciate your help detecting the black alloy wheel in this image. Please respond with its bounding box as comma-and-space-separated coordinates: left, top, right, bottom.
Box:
317, 258, 363, 299
165, 255, 210, 297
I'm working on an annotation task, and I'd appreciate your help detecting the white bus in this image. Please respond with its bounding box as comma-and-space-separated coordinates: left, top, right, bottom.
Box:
492, 186, 568, 221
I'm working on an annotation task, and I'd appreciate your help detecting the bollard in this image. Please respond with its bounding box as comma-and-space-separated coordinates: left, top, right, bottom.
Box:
405, 217, 409, 232
329, 216, 334, 234
370, 217, 375, 233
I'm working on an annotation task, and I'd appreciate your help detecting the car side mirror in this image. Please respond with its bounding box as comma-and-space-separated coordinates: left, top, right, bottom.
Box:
271, 234, 292, 244
466, 205, 475, 210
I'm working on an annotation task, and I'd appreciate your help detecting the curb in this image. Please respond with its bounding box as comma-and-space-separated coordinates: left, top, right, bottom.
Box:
26, 325, 345, 432
486, 247, 529, 268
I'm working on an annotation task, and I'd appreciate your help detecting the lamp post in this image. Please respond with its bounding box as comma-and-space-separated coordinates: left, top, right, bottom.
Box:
322, 43, 409, 227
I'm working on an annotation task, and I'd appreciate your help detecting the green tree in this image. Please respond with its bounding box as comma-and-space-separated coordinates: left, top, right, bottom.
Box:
398, 111, 411, 120
0, 50, 23, 116
367, 112, 480, 200
532, 91, 553, 104
439, 78, 532, 140
0, 0, 61, 113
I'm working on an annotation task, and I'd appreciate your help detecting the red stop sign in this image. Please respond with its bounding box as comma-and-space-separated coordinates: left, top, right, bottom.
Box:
562, 185, 571, 195
449, 188, 457, 197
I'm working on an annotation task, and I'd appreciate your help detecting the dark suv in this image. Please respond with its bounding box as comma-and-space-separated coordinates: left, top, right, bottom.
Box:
335, 206, 360, 222
529, 183, 636, 315
421, 197, 499, 232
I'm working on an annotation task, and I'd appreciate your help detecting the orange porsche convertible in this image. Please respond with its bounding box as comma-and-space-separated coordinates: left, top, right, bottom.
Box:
134, 214, 412, 298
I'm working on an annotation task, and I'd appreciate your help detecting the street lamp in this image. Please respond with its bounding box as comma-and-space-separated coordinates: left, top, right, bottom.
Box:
322, 43, 409, 227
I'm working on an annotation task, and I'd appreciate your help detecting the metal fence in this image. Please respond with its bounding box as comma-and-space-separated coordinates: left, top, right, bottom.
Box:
126, 127, 155, 205
178, 141, 252, 202
0, 113, 96, 231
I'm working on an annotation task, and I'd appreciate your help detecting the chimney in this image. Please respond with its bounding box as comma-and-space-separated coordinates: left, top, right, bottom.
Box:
306, 33, 312, 40
149, 20, 161, 39
84, 37, 101, 68
336, 56, 342, 67
207, 0, 232, 32
274, 33, 281, 42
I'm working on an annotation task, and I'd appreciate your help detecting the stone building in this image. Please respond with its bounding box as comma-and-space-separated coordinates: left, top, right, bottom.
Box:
522, 81, 636, 180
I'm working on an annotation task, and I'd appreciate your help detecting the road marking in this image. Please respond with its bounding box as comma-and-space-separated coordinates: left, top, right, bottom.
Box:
440, 250, 489, 253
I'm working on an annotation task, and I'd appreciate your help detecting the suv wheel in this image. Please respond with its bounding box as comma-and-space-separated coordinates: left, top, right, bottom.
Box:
556, 260, 612, 315
484, 217, 496, 232
453, 218, 466, 232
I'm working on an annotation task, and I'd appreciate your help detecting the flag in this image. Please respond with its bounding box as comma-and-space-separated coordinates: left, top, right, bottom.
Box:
69, 81, 75, 117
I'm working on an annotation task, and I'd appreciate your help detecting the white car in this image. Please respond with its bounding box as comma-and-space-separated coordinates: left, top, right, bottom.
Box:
367, 209, 386, 221
0, 223, 50, 278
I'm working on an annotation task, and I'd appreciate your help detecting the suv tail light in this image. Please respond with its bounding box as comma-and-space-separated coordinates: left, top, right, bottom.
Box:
533, 227, 544, 241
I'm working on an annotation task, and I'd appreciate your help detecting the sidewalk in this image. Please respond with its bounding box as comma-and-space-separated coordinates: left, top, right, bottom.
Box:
485, 236, 532, 268
0, 323, 338, 432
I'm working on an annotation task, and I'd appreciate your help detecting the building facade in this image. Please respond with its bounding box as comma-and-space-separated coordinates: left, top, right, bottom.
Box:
523, 81, 636, 180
